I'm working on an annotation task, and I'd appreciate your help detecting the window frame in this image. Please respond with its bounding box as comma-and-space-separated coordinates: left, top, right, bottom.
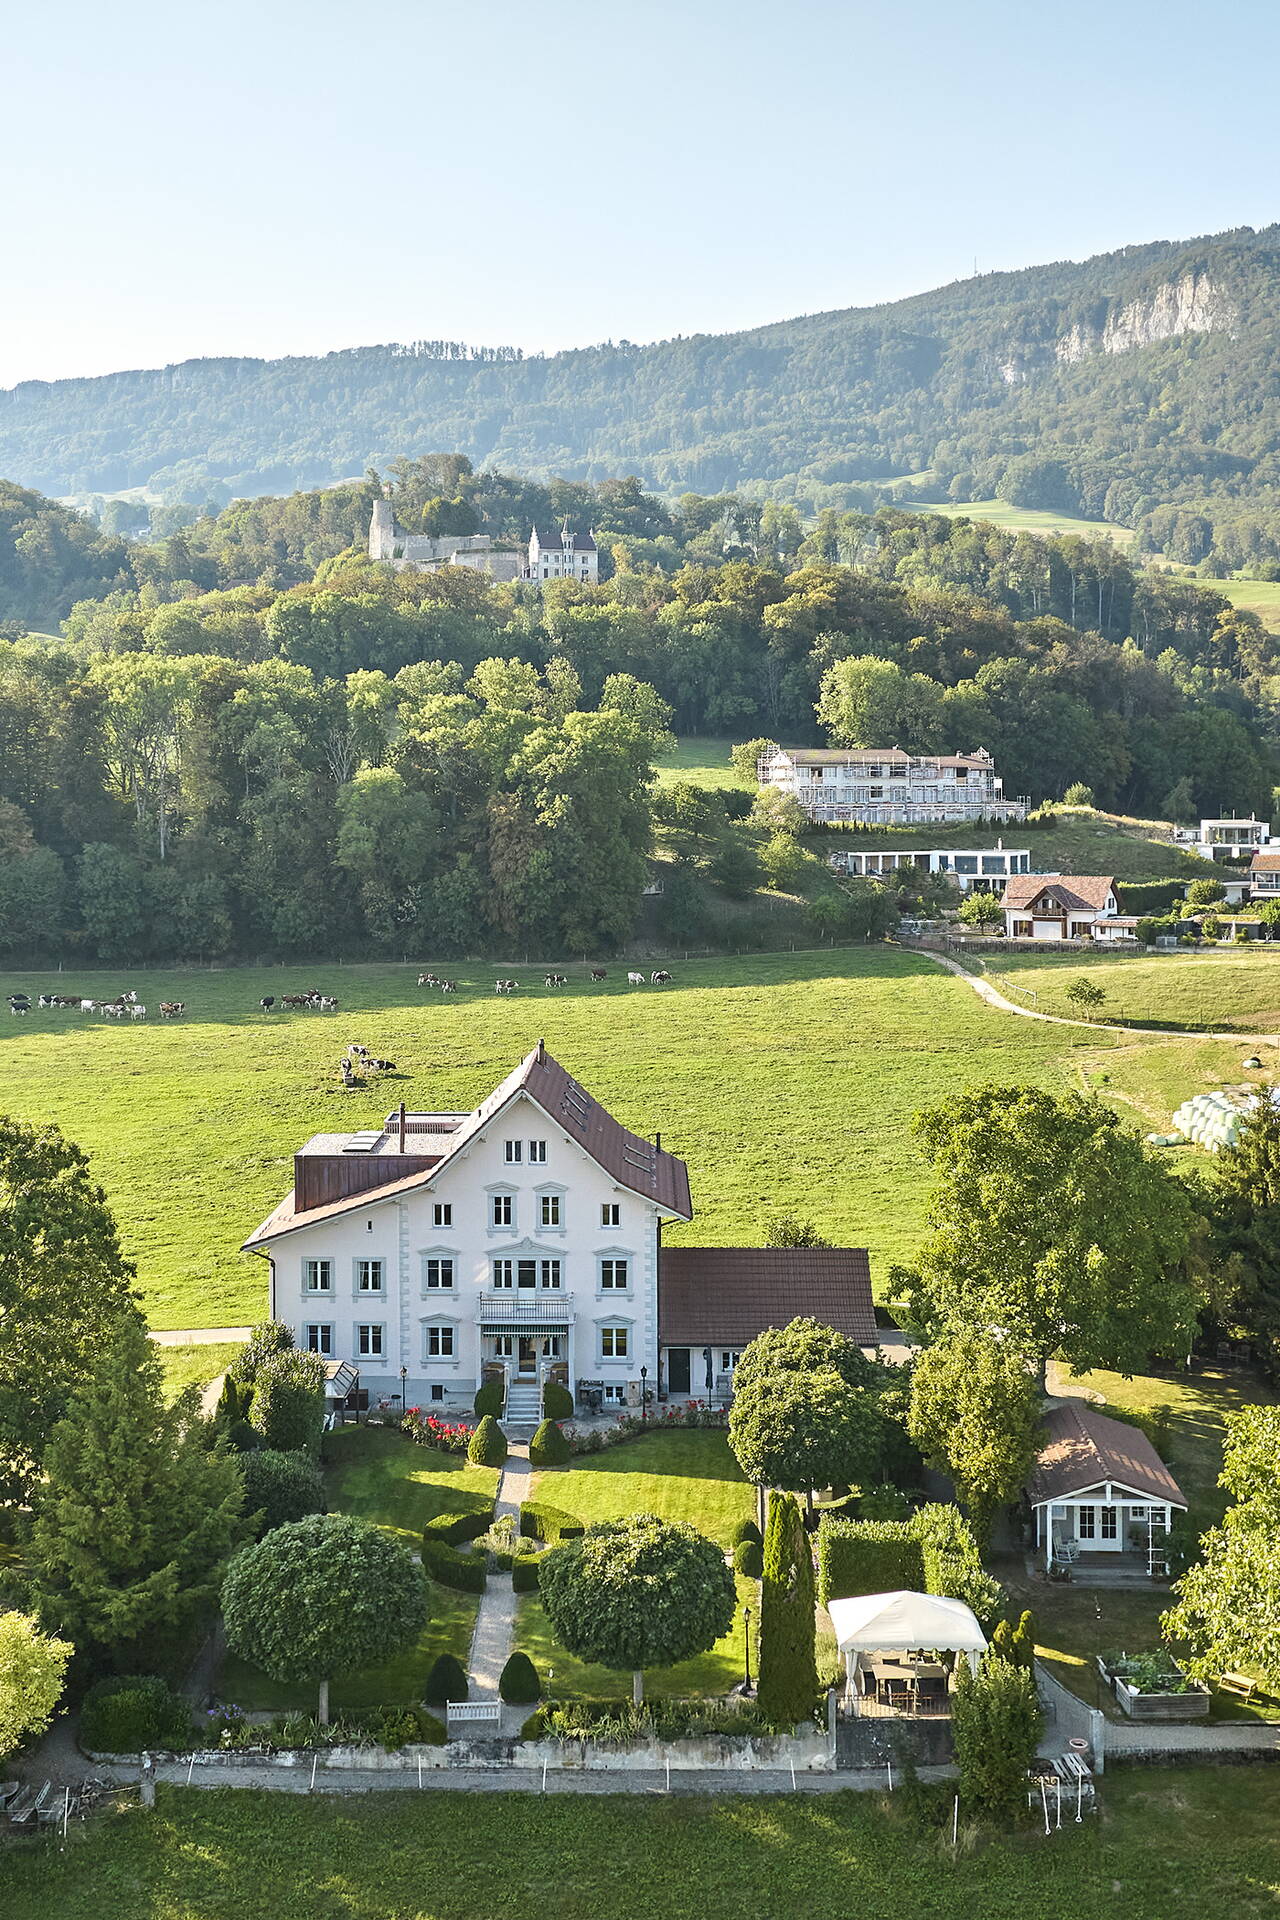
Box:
302, 1258, 333, 1295
422, 1319, 458, 1362
601, 1202, 621, 1228
354, 1257, 384, 1295
598, 1252, 631, 1293
304, 1322, 333, 1356
422, 1254, 455, 1292
432, 1202, 453, 1228
356, 1322, 385, 1359
599, 1319, 633, 1363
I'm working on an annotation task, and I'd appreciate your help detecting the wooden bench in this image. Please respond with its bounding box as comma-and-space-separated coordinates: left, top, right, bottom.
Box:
7, 1782, 50, 1827
446, 1702, 502, 1730
1218, 1671, 1256, 1703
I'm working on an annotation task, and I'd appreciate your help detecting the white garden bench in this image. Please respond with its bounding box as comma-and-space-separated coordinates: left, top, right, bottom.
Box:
446, 1701, 503, 1731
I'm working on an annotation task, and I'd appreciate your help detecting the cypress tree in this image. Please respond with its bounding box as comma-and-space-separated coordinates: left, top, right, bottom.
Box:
28, 1313, 246, 1672
758, 1491, 817, 1727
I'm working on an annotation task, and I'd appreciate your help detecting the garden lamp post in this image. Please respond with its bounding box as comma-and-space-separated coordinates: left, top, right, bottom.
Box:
742, 1603, 753, 1695
399, 1364, 407, 1408
640, 1364, 648, 1426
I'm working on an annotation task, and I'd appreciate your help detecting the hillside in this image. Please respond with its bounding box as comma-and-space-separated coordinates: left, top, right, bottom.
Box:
9, 226, 1280, 563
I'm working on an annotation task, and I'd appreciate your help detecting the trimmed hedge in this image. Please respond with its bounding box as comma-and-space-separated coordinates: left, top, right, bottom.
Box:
422, 1496, 496, 1545
1116, 879, 1187, 915
733, 1538, 764, 1577
81, 1676, 191, 1754
528, 1418, 572, 1468
730, 1518, 763, 1549
424, 1653, 469, 1706
421, 1537, 487, 1593
542, 1380, 574, 1421
816, 1519, 926, 1605
519, 1501, 584, 1543
512, 1555, 540, 1594
468, 1415, 508, 1468
474, 1381, 505, 1418
499, 1652, 541, 1704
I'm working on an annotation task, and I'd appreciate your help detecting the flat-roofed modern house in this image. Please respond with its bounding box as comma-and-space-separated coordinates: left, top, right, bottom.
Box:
243, 1046, 876, 1423
757, 744, 1027, 827
828, 841, 1033, 892
1175, 815, 1271, 863
1001, 873, 1137, 942
1026, 1402, 1187, 1578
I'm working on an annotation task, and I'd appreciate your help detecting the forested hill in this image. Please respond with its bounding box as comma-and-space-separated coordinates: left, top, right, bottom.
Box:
11, 223, 1280, 563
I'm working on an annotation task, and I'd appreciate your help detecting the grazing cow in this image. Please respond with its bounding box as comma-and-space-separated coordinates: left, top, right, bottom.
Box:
38, 994, 55, 1008
366, 1057, 397, 1073
80, 999, 99, 1012
495, 979, 518, 995
417, 973, 438, 988
159, 1001, 186, 1019
260, 996, 275, 1012
280, 994, 306, 1009
9, 997, 30, 1016
627, 971, 645, 986
319, 996, 339, 1011
104, 1004, 126, 1019
439, 979, 457, 993
346, 1044, 369, 1060
651, 970, 672, 985
544, 973, 567, 988
340, 1059, 357, 1087
590, 968, 607, 982
130, 1004, 147, 1020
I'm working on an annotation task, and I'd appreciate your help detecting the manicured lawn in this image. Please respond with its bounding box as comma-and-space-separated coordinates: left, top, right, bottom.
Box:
992, 948, 1280, 1032
531, 1430, 754, 1546
156, 1342, 243, 1401
218, 1426, 495, 1709
517, 1573, 758, 1700
7, 1773, 1280, 1918
653, 736, 749, 789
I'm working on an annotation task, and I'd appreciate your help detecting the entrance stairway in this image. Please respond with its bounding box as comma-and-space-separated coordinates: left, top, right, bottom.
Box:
504, 1380, 541, 1429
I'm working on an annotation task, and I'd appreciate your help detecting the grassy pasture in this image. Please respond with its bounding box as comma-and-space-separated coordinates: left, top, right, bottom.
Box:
652, 736, 749, 788
990, 947, 1280, 1032
531, 1430, 754, 1547
1196, 574, 1280, 632
0, 949, 1258, 1328
7, 1772, 1280, 1919
901, 497, 1136, 545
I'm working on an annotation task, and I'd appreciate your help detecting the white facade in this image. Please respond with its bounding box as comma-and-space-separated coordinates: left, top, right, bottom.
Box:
527, 523, 599, 583
828, 841, 1032, 891
244, 1049, 684, 1417
367, 503, 597, 586
1175, 815, 1271, 863
758, 744, 1026, 826
1032, 1484, 1179, 1572
1001, 875, 1135, 942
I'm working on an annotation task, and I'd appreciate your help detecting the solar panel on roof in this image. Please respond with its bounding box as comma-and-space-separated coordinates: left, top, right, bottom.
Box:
341, 1131, 383, 1155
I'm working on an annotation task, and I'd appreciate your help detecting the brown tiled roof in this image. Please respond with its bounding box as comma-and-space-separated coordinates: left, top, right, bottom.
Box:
1025, 1402, 1186, 1508
658, 1248, 876, 1347
243, 1043, 691, 1249
1251, 851, 1280, 871
1001, 874, 1116, 913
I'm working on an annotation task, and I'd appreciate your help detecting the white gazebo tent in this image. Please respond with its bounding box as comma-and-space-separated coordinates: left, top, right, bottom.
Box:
827, 1590, 988, 1697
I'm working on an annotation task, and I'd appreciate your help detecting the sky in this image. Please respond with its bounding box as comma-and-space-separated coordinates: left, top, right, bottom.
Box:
4, 0, 1279, 389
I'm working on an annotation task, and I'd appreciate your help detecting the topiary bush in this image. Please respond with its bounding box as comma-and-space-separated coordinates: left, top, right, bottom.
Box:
520, 1501, 582, 1543
423, 1653, 469, 1706
730, 1518, 763, 1549
499, 1652, 541, 1704
81, 1675, 192, 1754
422, 1497, 495, 1545
733, 1538, 764, 1577
512, 1555, 540, 1594
467, 1415, 508, 1468
473, 1381, 505, 1418
528, 1418, 571, 1468
239, 1448, 326, 1537
248, 1350, 327, 1455
421, 1538, 487, 1593
542, 1380, 574, 1421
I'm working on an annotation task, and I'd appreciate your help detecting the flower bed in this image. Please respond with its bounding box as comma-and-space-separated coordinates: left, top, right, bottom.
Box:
403, 1410, 473, 1454
566, 1404, 727, 1454
1096, 1651, 1211, 1720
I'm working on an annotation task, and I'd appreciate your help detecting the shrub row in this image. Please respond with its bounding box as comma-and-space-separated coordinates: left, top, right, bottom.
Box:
519, 1501, 584, 1543
81, 1676, 192, 1754
816, 1519, 926, 1605
202, 1703, 449, 1751
531, 1697, 790, 1740
420, 1537, 487, 1592
422, 1497, 496, 1545
512, 1556, 541, 1594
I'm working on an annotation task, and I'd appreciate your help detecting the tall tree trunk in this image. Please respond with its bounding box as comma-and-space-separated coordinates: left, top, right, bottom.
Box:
318, 1677, 330, 1725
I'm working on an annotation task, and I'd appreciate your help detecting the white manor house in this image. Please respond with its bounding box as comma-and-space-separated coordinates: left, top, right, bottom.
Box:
757, 744, 1027, 827
243, 1044, 875, 1422
368, 500, 598, 586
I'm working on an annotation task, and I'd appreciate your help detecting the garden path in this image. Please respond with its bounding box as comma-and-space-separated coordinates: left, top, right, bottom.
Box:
466, 1443, 534, 1701
922, 951, 1280, 1044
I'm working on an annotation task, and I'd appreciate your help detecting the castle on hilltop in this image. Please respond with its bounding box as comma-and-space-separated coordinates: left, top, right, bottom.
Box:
369, 501, 598, 584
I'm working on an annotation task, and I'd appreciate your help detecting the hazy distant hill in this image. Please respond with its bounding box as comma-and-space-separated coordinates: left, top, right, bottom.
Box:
10, 224, 1280, 562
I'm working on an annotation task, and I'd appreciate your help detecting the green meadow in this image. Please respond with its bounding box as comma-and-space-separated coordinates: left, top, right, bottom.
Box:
901, 496, 1136, 545
0, 948, 1256, 1329
989, 946, 1280, 1031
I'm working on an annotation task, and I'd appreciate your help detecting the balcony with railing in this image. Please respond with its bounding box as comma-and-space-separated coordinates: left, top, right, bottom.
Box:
477, 1293, 570, 1327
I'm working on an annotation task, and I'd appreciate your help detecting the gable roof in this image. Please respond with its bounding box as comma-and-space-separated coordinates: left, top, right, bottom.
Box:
1001, 873, 1116, 913
1251, 850, 1280, 872
243, 1043, 692, 1249
658, 1247, 876, 1347
1025, 1401, 1186, 1508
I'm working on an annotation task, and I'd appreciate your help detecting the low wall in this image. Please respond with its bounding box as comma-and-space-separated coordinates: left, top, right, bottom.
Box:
87, 1728, 833, 1774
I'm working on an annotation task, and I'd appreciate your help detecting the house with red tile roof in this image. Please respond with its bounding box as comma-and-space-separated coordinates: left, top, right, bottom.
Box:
1000, 873, 1137, 942
1025, 1402, 1186, 1576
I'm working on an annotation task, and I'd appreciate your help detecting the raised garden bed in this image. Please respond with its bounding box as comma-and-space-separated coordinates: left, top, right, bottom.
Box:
1096, 1651, 1211, 1720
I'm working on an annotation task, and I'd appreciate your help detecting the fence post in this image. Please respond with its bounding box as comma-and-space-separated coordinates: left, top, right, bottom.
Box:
1088, 1707, 1106, 1774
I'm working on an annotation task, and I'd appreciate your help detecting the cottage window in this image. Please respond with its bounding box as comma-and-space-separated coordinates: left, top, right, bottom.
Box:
528, 1140, 547, 1164
601, 1203, 620, 1227
433, 1203, 452, 1227
600, 1258, 629, 1290
303, 1259, 332, 1294
425, 1258, 454, 1290
305, 1323, 333, 1356
504, 1141, 523, 1165
492, 1194, 514, 1227
1100, 1506, 1118, 1541
1077, 1505, 1096, 1540
357, 1323, 384, 1358
540, 1194, 562, 1228
720, 1350, 742, 1372
424, 1324, 455, 1359
356, 1259, 383, 1293
601, 1325, 629, 1359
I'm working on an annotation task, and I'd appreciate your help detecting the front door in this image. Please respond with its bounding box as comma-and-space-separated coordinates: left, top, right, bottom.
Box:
667, 1347, 691, 1394
517, 1337, 538, 1377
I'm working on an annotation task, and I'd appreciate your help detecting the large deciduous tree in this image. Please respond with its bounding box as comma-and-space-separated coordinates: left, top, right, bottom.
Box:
0, 1612, 73, 1761
1162, 1406, 1280, 1689
0, 1116, 139, 1501
222, 1513, 429, 1723
1210, 1095, 1280, 1375
729, 1371, 885, 1508
757, 1492, 817, 1726
537, 1514, 736, 1705
893, 1086, 1199, 1382
28, 1313, 246, 1672
907, 1334, 1040, 1546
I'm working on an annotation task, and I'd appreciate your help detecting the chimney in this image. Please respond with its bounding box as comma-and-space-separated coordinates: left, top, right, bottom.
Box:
537, 1037, 545, 1063
655, 1131, 661, 1152
398, 1102, 407, 1153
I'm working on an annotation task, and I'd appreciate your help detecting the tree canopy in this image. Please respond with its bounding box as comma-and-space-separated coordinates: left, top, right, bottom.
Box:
908, 1333, 1040, 1544
1163, 1406, 1280, 1689
0, 1612, 72, 1762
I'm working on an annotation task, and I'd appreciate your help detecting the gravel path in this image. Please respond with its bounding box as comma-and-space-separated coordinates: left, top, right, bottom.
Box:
150, 1327, 253, 1346
466, 1445, 535, 1701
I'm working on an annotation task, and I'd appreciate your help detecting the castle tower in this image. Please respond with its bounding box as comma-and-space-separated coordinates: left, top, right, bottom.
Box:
369, 498, 396, 562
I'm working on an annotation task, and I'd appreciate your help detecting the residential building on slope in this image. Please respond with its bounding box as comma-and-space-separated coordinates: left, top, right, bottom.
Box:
242, 1044, 875, 1421
827, 840, 1033, 891
758, 744, 1027, 826
1174, 815, 1271, 863
368, 502, 598, 584
1000, 873, 1137, 941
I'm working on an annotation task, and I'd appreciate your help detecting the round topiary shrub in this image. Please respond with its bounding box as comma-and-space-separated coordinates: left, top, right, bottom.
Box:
423, 1653, 470, 1706
542, 1380, 574, 1421
468, 1415, 508, 1468
81, 1676, 191, 1754
733, 1538, 764, 1577
528, 1418, 571, 1468
730, 1518, 762, 1549
474, 1381, 505, 1418
499, 1652, 541, 1705
248, 1349, 327, 1455
239, 1448, 326, 1537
